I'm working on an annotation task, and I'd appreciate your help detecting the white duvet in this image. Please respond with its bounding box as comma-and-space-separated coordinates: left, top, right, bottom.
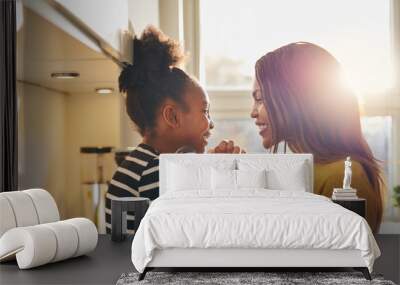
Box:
131, 190, 380, 273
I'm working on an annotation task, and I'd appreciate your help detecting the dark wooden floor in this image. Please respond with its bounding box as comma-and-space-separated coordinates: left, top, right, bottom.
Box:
0, 235, 135, 284
374, 234, 400, 284
0, 234, 399, 284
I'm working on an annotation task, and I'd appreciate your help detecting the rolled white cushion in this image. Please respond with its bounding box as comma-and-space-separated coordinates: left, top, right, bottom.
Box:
0, 218, 97, 269
0, 196, 17, 237
0, 191, 39, 227
63, 218, 98, 257
0, 226, 57, 269
0, 189, 60, 239
42, 221, 79, 262
24, 189, 59, 223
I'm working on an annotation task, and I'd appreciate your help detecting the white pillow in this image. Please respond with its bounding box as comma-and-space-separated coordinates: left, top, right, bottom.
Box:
237, 159, 308, 191
236, 169, 267, 189
167, 163, 211, 191
211, 168, 237, 190
266, 163, 307, 191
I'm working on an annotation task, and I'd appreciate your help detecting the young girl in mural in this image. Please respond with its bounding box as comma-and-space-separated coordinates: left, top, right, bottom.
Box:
105, 26, 243, 234
251, 42, 384, 233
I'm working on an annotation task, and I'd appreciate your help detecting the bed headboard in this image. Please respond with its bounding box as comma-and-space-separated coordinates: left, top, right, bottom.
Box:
159, 153, 314, 195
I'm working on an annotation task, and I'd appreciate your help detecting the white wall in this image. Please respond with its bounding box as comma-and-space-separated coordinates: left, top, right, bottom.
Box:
65, 93, 120, 218
117, 0, 161, 148
159, 0, 183, 42
21, 0, 99, 52
54, 0, 129, 53
17, 82, 67, 218
128, 0, 159, 35
17, 84, 122, 219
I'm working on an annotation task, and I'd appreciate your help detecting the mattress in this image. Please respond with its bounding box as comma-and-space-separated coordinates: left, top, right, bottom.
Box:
131, 190, 380, 273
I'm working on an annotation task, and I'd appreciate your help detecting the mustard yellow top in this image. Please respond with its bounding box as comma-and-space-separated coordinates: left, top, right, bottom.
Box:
314, 160, 380, 233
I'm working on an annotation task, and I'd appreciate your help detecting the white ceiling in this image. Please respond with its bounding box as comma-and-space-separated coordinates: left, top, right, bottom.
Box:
17, 7, 120, 95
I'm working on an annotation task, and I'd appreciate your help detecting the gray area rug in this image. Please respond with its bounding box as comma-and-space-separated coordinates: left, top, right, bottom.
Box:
117, 272, 396, 285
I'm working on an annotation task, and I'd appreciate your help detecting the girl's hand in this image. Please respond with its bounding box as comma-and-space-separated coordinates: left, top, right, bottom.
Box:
208, 140, 246, 154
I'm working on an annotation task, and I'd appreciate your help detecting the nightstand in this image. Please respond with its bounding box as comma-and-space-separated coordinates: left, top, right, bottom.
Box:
332, 198, 366, 218
110, 197, 150, 242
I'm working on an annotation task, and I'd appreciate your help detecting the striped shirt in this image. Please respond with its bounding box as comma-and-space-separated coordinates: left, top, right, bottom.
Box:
105, 143, 159, 234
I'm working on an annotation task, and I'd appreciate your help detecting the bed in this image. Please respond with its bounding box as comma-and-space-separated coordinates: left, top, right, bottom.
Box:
131, 154, 380, 280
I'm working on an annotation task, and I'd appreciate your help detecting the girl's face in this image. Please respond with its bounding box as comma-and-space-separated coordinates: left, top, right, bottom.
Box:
179, 85, 214, 153
250, 79, 273, 149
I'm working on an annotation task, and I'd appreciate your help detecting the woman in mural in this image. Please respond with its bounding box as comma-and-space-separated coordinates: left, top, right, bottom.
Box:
250, 42, 384, 232
105, 26, 242, 234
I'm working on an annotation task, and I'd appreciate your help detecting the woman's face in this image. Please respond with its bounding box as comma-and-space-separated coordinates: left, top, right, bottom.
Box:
250, 79, 273, 148
179, 85, 214, 153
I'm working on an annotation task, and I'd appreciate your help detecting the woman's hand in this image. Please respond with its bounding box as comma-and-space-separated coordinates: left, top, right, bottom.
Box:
208, 140, 246, 154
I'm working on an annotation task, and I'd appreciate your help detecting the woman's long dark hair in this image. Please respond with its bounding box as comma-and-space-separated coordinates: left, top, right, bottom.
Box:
255, 42, 385, 229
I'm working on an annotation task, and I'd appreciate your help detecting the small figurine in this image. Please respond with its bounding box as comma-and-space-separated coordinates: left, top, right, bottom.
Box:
343, 156, 352, 189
